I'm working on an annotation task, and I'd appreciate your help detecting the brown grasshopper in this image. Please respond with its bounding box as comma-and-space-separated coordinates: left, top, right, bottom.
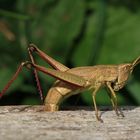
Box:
0, 44, 140, 122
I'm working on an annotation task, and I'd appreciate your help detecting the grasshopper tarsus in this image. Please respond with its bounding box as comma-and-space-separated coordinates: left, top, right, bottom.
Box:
97, 117, 103, 123
96, 112, 103, 123
118, 109, 125, 118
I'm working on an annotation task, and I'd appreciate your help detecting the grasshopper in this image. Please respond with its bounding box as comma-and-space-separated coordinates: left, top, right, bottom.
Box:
0, 44, 140, 122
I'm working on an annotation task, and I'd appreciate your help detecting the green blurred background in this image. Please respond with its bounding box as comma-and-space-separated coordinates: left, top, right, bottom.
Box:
0, 0, 140, 107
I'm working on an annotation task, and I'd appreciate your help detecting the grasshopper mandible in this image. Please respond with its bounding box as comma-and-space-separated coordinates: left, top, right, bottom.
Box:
0, 44, 140, 122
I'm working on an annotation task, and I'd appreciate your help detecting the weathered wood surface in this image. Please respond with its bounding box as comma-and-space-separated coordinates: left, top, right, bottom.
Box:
0, 106, 140, 140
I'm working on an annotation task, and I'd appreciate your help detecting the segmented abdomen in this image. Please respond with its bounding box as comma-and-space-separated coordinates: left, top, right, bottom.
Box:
44, 81, 81, 111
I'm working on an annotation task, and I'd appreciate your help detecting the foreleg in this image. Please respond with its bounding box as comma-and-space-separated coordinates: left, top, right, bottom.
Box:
106, 82, 124, 117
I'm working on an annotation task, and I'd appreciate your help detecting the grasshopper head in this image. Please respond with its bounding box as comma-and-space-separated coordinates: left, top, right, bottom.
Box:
118, 63, 132, 77
118, 56, 140, 84
113, 57, 140, 91
113, 63, 132, 91
119, 56, 140, 74
118, 56, 140, 82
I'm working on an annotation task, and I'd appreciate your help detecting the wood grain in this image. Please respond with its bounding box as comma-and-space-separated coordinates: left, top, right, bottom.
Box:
0, 106, 139, 140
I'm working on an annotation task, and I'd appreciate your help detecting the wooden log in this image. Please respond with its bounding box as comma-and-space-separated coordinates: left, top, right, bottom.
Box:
0, 105, 140, 140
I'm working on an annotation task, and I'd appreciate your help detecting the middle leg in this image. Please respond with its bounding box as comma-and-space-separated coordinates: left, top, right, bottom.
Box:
92, 84, 103, 122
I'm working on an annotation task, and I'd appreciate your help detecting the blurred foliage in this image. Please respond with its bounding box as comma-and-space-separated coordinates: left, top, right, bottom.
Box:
0, 0, 140, 107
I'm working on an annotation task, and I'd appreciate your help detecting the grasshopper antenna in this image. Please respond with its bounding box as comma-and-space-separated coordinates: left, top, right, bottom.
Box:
132, 56, 140, 69
28, 44, 43, 101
